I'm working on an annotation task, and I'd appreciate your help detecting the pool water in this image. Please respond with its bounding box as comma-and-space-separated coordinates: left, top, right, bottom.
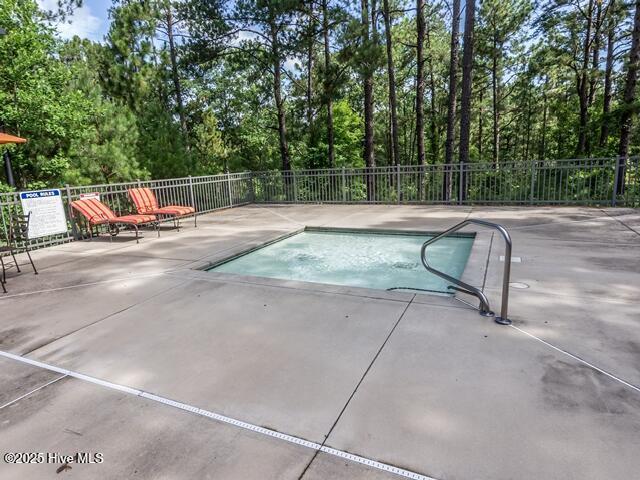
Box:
208, 230, 474, 293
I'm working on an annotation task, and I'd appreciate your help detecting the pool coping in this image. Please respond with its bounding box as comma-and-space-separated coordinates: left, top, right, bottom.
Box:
181, 226, 490, 310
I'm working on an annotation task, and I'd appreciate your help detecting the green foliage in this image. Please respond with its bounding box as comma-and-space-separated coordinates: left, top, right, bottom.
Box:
0, 0, 149, 187
102, 0, 160, 110
1, 0, 639, 192
305, 99, 364, 169
102, 0, 190, 179
0, 0, 78, 185
62, 38, 148, 184
66, 101, 145, 184
193, 110, 228, 174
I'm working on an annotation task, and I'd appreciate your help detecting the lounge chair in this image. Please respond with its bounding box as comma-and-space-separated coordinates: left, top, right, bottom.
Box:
128, 187, 196, 229
70, 198, 159, 243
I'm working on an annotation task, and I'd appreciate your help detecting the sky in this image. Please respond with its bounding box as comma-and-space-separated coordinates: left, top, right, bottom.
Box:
35, 0, 300, 72
38, 0, 111, 42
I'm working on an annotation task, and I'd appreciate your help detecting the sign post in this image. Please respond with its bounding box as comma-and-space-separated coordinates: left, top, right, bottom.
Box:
65, 184, 79, 240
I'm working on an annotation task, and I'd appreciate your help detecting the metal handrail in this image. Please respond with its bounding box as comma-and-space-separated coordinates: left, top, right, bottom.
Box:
421, 219, 512, 325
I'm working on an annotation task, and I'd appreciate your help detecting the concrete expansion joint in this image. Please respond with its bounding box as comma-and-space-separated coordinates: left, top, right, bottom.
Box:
599, 209, 640, 237
0, 271, 172, 300
15, 278, 192, 359
298, 295, 419, 480
509, 325, 640, 394
0, 374, 68, 410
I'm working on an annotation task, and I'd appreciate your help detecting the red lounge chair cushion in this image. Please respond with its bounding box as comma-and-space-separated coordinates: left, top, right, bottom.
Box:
71, 199, 156, 226
112, 214, 157, 225
71, 198, 117, 225
129, 188, 194, 217
129, 187, 159, 214
153, 206, 195, 216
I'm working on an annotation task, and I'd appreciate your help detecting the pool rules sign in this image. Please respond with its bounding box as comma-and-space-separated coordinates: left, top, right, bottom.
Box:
19, 189, 68, 239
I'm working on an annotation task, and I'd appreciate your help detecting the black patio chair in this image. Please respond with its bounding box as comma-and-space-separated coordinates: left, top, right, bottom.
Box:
1, 213, 38, 293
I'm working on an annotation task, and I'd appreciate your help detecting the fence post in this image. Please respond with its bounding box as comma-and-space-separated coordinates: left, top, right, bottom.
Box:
292, 170, 298, 203
612, 157, 620, 207
136, 179, 141, 188
226, 170, 234, 207
188, 175, 196, 212
458, 162, 464, 205
341, 167, 347, 203
65, 184, 79, 240
396, 164, 401, 204
249, 172, 256, 203
529, 162, 536, 205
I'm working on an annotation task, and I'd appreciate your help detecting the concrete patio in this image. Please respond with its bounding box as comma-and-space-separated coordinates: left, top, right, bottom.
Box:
0, 204, 639, 479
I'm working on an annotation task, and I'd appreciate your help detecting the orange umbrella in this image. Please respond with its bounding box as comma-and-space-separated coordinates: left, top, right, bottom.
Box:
0, 132, 27, 144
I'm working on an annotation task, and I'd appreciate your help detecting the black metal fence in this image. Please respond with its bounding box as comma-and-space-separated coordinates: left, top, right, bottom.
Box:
1, 157, 638, 250
252, 157, 639, 207
0, 172, 253, 249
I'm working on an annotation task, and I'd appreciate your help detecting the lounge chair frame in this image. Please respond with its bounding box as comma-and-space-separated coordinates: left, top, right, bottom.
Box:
70, 199, 160, 244
1, 213, 38, 293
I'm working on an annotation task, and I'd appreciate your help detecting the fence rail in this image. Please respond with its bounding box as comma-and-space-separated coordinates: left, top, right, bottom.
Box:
1, 157, 638, 251
252, 157, 640, 207
0, 172, 253, 250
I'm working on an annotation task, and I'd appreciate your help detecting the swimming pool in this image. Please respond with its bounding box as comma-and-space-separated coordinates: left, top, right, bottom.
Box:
207, 228, 474, 294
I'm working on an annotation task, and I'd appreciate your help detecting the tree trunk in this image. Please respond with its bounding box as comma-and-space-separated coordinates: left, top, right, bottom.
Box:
540, 77, 549, 159
576, 0, 594, 155
269, 19, 290, 172
600, 0, 615, 148
525, 89, 532, 160
362, 0, 375, 199
491, 36, 500, 167
426, 17, 438, 163
166, 5, 188, 149
383, 0, 400, 166
478, 84, 483, 161
556, 123, 562, 158
444, 0, 460, 167
1, 123, 15, 187
459, 0, 476, 201
617, 0, 640, 194
585, 0, 603, 155
322, 0, 335, 167
416, 0, 426, 167
587, 1, 602, 109
306, 1, 315, 131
